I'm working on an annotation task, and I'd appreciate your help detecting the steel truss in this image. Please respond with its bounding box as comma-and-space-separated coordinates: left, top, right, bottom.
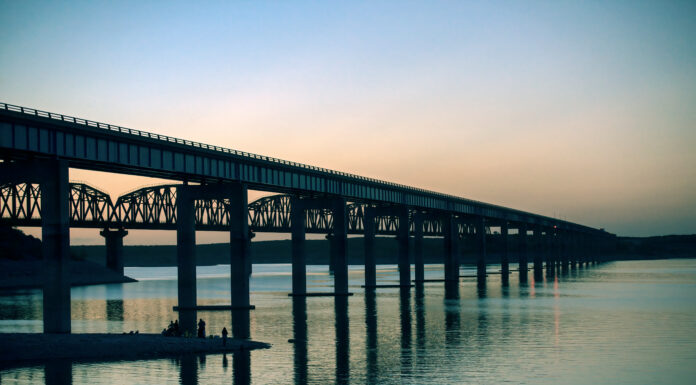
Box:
0, 182, 493, 236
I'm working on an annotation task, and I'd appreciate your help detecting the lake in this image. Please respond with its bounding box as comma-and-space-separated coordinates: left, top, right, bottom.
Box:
1, 259, 695, 384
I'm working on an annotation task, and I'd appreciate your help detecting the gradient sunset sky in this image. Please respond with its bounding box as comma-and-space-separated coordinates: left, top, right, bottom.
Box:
1, 1, 695, 244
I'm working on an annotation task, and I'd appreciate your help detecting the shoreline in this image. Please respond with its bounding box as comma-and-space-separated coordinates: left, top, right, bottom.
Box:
0, 259, 136, 290
0, 333, 270, 369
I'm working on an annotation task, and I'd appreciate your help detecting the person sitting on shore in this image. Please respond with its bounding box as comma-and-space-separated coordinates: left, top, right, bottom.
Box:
197, 319, 206, 338
222, 327, 228, 346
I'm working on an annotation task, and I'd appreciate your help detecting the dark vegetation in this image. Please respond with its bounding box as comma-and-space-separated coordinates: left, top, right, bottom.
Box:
0, 226, 135, 289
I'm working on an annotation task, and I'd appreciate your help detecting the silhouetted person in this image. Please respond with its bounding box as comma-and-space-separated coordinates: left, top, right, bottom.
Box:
198, 319, 206, 338
222, 327, 228, 346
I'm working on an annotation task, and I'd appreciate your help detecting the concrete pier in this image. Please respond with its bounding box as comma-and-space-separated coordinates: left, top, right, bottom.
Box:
444, 215, 459, 282
476, 216, 487, 285
413, 212, 424, 283
545, 230, 554, 277
100, 228, 128, 276
397, 206, 410, 287
176, 185, 197, 335
291, 196, 307, 295
561, 231, 570, 273
42, 160, 71, 334
332, 198, 349, 295
229, 183, 251, 309
533, 227, 543, 281
518, 223, 528, 283
363, 207, 376, 288
500, 222, 509, 285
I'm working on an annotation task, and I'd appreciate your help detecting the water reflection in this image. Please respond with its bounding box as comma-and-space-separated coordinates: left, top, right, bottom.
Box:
364, 290, 378, 384
335, 296, 350, 384
399, 288, 412, 377
105, 284, 124, 324
44, 359, 71, 385
179, 355, 198, 385
444, 279, 459, 300
3, 260, 696, 384
292, 297, 307, 384
233, 350, 251, 385
415, 284, 426, 351
444, 292, 460, 347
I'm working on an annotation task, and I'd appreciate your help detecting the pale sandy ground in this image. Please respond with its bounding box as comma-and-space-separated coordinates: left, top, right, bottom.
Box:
0, 333, 270, 367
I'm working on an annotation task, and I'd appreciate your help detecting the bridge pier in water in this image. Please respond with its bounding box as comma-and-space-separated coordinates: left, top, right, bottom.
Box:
331, 198, 349, 295
289, 197, 349, 296
533, 227, 543, 282
100, 228, 128, 276
396, 206, 411, 288
545, 229, 555, 277
443, 215, 459, 285
518, 223, 528, 283
362, 205, 411, 289
229, 183, 251, 310
363, 207, 376, 288
476, 216, 487, 286
2, 159, 75, 333
175, 183, 252, 334
42, 160, 72, 333
291, 196, 307, 295
413, 211, 424, 284
176, 185, 198, 335
500, 222, 509, 285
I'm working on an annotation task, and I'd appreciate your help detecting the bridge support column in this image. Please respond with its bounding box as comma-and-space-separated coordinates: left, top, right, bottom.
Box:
545, 230, 554, 277
176, 185, 197, 335
413, 212, 424, 283
331, 198, 348, 295
560, 231, 569, 273
397, 207, 410, 287
363, 207, 376, 288
291, 196, 307, 295
518, 224, 528, 283
100, 228, 128, 276
501, 222, 509, 285
476, 216, 487, 285
533, 227, 543, 282
230, 183, 251, 309
444, 215, 459, 282
570, 234, 578, 270
42, 160, 71, 333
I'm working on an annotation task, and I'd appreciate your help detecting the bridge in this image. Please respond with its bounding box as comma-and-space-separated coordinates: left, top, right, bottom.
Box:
0, 102, 615, 334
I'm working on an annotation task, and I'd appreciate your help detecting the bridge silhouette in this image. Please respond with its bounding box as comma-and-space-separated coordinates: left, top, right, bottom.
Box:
0, 102, 615, 334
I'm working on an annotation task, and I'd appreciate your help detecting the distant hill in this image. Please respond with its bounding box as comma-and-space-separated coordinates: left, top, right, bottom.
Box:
615, 235, 696, 259
74, 235, 696, 267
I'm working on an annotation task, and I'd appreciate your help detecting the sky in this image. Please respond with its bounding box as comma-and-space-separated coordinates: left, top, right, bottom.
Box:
1, 1, 695, 243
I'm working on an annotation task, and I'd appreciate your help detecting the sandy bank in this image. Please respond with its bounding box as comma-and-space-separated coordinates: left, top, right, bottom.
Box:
0, 333, 270, 367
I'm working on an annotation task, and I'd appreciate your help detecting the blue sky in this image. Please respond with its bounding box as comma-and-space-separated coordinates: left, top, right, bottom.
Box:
1, 1, 695, 241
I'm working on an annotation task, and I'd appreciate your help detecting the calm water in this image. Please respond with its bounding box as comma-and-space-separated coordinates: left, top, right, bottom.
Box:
1, 259, 696, 384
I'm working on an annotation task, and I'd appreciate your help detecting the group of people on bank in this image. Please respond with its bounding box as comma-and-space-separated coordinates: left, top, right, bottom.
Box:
161, 318, 228, 345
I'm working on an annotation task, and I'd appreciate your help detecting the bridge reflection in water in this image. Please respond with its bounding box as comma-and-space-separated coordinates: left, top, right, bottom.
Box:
7, 263, 617, 384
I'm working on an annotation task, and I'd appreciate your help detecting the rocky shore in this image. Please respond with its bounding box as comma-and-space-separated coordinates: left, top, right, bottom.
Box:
0, 333, 270, 368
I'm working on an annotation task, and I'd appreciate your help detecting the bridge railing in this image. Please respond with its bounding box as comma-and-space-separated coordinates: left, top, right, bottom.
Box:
0, 102, 469, 203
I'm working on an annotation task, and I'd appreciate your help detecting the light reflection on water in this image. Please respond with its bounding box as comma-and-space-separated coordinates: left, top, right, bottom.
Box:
1, 260, 696, 384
